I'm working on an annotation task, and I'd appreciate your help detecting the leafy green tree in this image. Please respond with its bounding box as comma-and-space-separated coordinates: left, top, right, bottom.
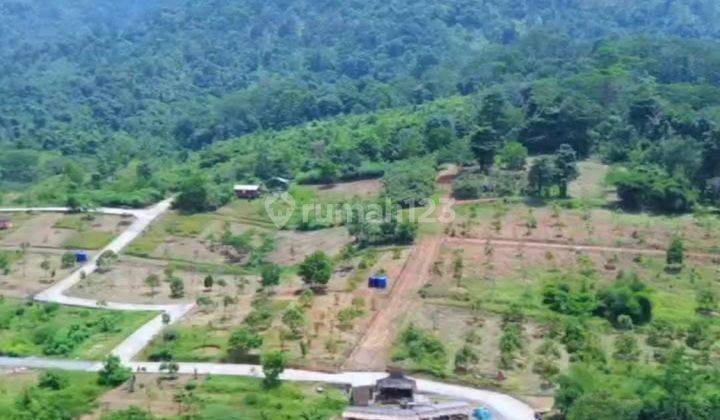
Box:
227, 326, 263, 361
38, 371, 68, 390
261, 263, 281, 290
612, 334, 640, 362
203, 274, 214, 290
596, 275, 652, 327
298, 251, 333, 288
382, 157, 436, 207
554, 144, 579, 198
98, 355, 131, 386
666, 236, 685, 268
174, 175, 210, 213
261, 351, 287, 389
169, 277, 185, 298
497, 141, 528, 170
144, 274, 160, 296
528, 157, 557, 198
281, 303, 306, 337
695, 286, 718, 315
469, 126, 501, 172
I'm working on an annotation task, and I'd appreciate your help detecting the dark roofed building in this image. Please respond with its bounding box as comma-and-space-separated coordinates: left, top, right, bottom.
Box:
375, 371, 416, 404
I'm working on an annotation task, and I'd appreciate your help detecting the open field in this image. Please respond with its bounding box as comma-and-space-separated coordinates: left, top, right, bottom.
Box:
0, 212, 126, 250
0, 369, 106, 419
0, 298, 154, 360
141, 247, 410, 370
0, 249, 76, 298
386, 237, 720, 399
125, 210, 352, 266
452, 201, 720, 254
68, 255, 258, 305
89, 374, 347, 420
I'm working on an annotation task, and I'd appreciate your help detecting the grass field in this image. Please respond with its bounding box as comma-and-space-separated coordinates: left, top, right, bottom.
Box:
94, 374, 347, 420
62, 230, 115, 250
0, 298, 154, 360
0, 370, 106, 419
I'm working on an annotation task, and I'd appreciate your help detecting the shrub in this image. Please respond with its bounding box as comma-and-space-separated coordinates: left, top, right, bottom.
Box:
392, 324, 448, 377
596, 274, 652, 327
98, 355, 131, 386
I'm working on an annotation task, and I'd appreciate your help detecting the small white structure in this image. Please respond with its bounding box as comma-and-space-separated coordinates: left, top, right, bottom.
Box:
233, 184, 261, 199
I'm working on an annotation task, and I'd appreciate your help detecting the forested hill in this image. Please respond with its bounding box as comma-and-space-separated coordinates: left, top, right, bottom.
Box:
2, 0, 720, 159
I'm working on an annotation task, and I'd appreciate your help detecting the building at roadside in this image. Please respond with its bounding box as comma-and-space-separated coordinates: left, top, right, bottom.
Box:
343, 371, 473, 420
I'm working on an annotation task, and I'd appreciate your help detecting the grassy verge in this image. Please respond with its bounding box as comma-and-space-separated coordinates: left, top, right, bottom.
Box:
62, 230, 115, 250
0, 298, 154, 360
0, 370, 107, 419
191, 375, 347, 420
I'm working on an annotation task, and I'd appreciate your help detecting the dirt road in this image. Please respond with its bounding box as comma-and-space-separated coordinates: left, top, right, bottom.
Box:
343, 166, 458, 370
446, 236, 720, 260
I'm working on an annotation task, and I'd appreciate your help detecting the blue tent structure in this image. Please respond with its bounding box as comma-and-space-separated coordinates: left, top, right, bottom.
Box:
75, 251, 89, 263
368, 275, 388, 289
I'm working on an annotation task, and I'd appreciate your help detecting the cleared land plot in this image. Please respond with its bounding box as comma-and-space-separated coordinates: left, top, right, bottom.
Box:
567, 160, 612, 201
308, 179, 383, 200
89, 374, 347, 420
141, 248, 410, 370
0, 249, 75, 298
0, 298, 154, 360
68, 255, 258, 305
126, 210, 352, 266
0, 212, 126, 250
453, 201, 720, 254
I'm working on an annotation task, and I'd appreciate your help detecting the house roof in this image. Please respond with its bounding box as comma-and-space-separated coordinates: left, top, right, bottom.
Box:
376, 372, 416, 390
234, 184, 260, 191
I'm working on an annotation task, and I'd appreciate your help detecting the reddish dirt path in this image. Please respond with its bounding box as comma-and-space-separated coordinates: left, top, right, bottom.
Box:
343, 166, 457, 371
446, 237, 720, 261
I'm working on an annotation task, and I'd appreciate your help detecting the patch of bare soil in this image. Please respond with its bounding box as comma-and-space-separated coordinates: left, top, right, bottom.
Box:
267, 227, 352, 265
0, 249, 74, 298
454, 204, 720, 255
0, 213, 125, 249
86, 374, 199, 419
311, 179, 383, 199
67, 256, 259, 305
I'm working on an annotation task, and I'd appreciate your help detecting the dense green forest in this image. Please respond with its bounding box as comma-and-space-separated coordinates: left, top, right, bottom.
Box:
3, 0, 720, 208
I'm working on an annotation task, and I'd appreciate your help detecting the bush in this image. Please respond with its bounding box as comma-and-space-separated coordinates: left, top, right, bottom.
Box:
98, 355, 131, 386
38, 371, 69, 390
392, 324, 448, 377
608, 166, 698, 213
382, 157, 436, 207
596, 274, 652, 327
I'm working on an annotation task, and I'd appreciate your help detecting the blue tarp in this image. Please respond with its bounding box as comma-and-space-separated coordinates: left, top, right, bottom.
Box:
75, 251, 89, 263
368, 275, 388, 289
473, 407, 492, 420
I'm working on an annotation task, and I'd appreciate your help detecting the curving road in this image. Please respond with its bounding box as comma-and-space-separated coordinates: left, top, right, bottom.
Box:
1, 199, 194, 361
